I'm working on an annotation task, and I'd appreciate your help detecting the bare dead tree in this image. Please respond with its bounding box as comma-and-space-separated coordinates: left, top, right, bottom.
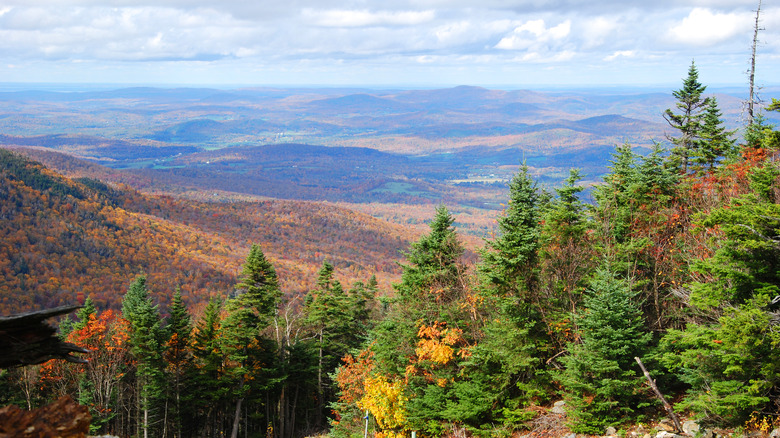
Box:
748, 0, 763, 124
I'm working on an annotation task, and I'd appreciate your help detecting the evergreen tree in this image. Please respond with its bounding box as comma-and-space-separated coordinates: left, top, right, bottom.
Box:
480, 163, 542, 297
659, 106, 780, 426
221, 244, 282, 438
688, 161, 780, 310
395, 205, 466, 311
475, 164, 551, 419
664, 61, 709, 173
369, 206, 474, 435
190, 298, 225, 437
305, 261, 346, 429
346, 276, 379, 336
164, 287, 193, 438
561, 268, 652, 434
631, 143, 682, 329
376, 206, 467, 375
541, 169, 593, 317
74, 296, 97, 331
234, 243, 282, 325
592, 143, 639, 247
693, 96, 736, 171
660, 298, 780, 426
122, 276, 167, 438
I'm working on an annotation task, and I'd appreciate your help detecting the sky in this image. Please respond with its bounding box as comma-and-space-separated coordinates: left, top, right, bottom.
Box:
0, 0, 777, 89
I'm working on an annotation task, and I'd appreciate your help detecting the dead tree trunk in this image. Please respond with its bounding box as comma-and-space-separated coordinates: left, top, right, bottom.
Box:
748, 0, 762, 124
635, 357, 683, 433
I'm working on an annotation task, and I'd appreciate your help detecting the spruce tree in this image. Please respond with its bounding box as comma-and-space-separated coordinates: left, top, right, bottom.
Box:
164, 287, 193, 438
122, 275, 166, 438
370, 206, 472, 434
561, 268, 651, 434
221, 244, 282, 438
475, 164, 550, 415
395, 205, 465, 310
592, 143, 639, 246
190, 298, 225, 437
480, 163, 542, 297
694, 97, 736, 171
664, 61, 709, 173
305, 261, 346, 428
541, 168, 592, 316
74, 296, 97, 331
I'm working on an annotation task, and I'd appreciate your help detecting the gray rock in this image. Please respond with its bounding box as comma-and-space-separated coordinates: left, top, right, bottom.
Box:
551, 400, 567, 414
697, 429, 714, 438
682, 420, 700, 435
561, 433, 576, 438
770, 428, 780, 438
605, 426, 618, 435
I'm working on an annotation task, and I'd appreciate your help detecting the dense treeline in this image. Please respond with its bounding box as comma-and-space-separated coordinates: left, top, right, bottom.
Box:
0, 255, 381, 438
326, 65, 780, 437
1, 64, 779, 437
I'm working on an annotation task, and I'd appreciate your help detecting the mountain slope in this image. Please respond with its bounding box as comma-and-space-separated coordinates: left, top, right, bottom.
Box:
0, 149, 413, 314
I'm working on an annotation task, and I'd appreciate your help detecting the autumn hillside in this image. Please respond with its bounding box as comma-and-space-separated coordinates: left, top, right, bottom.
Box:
0, 148, 414, 314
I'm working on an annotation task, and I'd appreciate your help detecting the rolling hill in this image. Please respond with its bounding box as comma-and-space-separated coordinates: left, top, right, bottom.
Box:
0, 149, 415, 314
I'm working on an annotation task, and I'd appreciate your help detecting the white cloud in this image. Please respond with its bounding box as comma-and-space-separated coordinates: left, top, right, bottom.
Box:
0, 1, 777, 86
667, 7, 750, 46
604, 50, 636, 61
580, 16, 619, 48
303, 9, 436, 27
495, 19, 571, 50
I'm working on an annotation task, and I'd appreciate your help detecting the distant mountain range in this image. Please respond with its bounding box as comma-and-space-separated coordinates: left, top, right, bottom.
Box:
0, 85, 768, 211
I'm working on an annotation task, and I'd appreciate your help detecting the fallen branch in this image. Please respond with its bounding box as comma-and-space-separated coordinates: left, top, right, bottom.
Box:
635, 356, 682, 433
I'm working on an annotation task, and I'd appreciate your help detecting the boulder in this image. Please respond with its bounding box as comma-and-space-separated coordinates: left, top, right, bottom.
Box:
657, 420, 676, 432
682, 420, 700, 435
551, 400, 567, 414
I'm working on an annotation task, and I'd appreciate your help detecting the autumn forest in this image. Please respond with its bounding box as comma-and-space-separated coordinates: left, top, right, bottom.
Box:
1, 64, 780, 438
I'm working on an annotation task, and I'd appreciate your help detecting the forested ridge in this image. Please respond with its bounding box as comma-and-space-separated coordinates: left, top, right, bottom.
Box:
0, 148, 412, 313
2, 66, 780, 438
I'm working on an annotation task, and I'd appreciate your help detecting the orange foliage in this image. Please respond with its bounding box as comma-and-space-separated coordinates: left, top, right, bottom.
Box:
334, 348, 375, 405
0, 150, 412, 313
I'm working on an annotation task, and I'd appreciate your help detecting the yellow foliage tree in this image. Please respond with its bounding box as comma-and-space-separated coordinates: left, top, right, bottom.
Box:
358, 375, 408, 438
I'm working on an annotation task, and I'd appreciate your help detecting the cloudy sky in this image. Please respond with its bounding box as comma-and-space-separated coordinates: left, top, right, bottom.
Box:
0, 0, 777, 88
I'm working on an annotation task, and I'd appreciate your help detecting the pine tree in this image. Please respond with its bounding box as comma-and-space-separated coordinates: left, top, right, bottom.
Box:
475, 164, 550, 416
164, 287, 193, 438
480, 163, 542, 297
395, 205, 466, 311
122, 276, 167, 438
693, 97, 736, 171
592, 143, 639, 247
190, 298, 225, 437
541, 169, 593, 316
221, 244, 282, 438
561, 268, 652, 434
664, 61, 709, 173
